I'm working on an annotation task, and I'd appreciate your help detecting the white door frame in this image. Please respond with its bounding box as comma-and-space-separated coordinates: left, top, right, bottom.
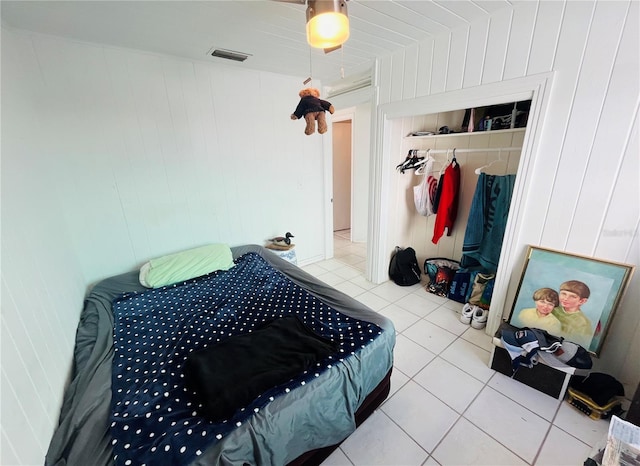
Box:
332, 110, 356, 235
322, 110, 356, 260
323, 85, 376, 260
368, 72, 555, 336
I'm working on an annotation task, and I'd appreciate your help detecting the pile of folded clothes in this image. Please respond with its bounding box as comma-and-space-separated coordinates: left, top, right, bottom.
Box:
499, 324, 593, 375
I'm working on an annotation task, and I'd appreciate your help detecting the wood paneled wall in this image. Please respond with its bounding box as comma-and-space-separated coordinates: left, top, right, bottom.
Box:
376, 1, 639, 395
1, 2, 638, 463
1, 27, 328, 464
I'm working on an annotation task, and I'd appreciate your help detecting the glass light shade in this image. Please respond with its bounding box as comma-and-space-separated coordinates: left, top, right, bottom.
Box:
306, 12, 349, 49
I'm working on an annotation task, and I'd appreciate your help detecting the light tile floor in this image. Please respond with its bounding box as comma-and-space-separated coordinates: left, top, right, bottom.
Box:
298, 230, 612, 466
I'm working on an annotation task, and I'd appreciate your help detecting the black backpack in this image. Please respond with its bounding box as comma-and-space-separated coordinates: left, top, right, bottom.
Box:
389, 246, 421, 286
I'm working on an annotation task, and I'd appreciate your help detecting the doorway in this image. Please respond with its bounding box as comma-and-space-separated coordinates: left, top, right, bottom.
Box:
324, 96, 373, 266
332, 120, 352, 236
331, 118, 368, 272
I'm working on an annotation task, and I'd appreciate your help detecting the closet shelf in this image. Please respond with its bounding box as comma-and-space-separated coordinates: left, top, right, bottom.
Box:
404, 127, 526, 139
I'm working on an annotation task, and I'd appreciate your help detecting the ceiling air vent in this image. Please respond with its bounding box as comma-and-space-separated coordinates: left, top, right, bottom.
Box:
326, 71, 372, 98
209, 48, 251, 62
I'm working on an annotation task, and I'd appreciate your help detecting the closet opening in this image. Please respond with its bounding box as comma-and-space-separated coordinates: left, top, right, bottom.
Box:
400, 100, 531, 266
367, 72, 556, 336
389, 101, 530, 323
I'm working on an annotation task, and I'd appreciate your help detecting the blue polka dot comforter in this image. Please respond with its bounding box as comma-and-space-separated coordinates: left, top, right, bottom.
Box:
45, 245, 395, 466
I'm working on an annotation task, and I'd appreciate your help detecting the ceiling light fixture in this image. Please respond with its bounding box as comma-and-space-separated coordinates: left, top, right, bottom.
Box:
306, 0, 349, 49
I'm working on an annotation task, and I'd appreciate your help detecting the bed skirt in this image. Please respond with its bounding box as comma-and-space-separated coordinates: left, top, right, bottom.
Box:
288, 368, 393, 466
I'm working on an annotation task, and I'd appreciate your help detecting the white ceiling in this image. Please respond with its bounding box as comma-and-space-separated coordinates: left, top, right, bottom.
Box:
1, 0, 515, 87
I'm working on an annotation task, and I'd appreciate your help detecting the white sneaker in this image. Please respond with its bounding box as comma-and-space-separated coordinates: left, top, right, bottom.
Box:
460, 303, 475, 324
471, 307, 488, 329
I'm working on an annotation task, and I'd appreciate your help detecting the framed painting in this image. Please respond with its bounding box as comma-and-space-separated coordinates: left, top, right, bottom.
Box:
508, 246, 634, 356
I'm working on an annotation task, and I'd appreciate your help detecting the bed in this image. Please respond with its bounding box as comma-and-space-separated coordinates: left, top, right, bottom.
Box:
45, 244, 395, 466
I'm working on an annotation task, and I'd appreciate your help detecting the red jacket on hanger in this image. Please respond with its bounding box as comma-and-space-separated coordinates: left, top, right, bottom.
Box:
432, 159, 460, 244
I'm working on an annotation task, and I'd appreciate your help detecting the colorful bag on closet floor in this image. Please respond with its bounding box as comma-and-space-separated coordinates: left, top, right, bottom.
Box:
447, 270, 473, 303
424, 258, 460, 297
468, 272, 495, 309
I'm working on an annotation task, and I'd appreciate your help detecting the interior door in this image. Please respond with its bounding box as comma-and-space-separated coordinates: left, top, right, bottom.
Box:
332, 120, 352, 232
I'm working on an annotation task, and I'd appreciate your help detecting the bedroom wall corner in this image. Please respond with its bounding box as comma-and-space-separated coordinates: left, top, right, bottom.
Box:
1, 25, 88, 465
1, 25, 331, 463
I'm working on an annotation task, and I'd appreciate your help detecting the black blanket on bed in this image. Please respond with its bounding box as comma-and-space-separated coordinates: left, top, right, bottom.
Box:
184, 315, 340, 422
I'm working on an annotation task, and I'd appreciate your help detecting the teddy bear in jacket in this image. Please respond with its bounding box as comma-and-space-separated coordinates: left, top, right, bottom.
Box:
290, 87, 335, 135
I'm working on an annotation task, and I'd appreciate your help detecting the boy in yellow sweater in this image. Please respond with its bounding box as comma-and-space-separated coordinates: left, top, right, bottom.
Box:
552, 280, 593, 348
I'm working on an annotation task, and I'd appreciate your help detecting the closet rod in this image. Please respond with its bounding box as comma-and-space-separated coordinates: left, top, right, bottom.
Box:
410, 147, 521, 155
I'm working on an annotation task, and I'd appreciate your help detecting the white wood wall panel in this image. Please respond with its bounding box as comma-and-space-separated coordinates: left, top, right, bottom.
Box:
528, 1, 592, 247
1, 424, 20, 465
445, 27, 468, 93
1, 29, 91, 464
193, 63, 238, 243
377, 53, 393, 106
1, 295, 53, 427
390, 48, 406, 103
106, 50, 167, 263
1, 369, 44, 464
376, 0, 639, 395
569, 2, 638, 255
503, 1, 537, 80
430, 33, 450, 94
402, 43, 419, 101
527, 1, 565, 75
481, 8, 512, 84
1, 254, 64, 391
462, 19, 490, 89
415, 38, 434, 97
438, 0, 489, 23
351, 101, 373, 243
398, 1, 464, 31
596, 123, 640, 386
387, 118, 408, 250
595, 110, 639, 260
542, 1, 627, 250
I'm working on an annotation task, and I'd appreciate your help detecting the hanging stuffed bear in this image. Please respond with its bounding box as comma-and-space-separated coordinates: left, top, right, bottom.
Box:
290, 87, 335, 135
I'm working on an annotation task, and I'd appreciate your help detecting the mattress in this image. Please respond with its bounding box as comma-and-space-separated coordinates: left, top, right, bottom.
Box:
45, 244, 395, 466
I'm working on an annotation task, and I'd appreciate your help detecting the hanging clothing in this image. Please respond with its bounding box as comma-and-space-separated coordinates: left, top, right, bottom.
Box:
413, 158, 435, 216
427, 174, 438, 212
431, 159, 460, 244
432, 172, 445, 213
460, 173, 516, 272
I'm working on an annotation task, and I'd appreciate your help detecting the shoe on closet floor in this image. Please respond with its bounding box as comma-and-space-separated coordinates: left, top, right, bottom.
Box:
460, 303, 475, 324
471, 307, 489, 329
